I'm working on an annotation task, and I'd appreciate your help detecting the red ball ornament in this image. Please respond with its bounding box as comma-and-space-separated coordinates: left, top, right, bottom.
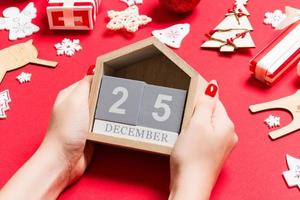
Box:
159, 0, 201, 13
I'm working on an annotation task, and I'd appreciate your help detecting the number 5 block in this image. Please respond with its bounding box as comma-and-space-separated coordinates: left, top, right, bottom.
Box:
95, 75, 145, 125
138, 84, 187, 133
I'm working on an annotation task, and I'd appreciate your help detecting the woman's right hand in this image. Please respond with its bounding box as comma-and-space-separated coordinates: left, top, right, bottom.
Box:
169, 80, 238, 200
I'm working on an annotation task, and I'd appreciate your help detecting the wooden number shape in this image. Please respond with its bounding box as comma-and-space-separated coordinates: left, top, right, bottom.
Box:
109, 86, 129, 115
152, 94, 172, 122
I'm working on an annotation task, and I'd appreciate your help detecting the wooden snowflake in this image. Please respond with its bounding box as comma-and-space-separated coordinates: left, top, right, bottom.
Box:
106, 5, 151, 32
264, 115, 280, 128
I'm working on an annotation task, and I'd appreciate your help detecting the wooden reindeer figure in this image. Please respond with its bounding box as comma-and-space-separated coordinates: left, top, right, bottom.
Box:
249, 90, 300, 139
0, 39, 58, 83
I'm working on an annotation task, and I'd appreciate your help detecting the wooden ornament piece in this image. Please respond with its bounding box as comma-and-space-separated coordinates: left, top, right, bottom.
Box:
249, 90, 300, 139
0, 39, 58, 83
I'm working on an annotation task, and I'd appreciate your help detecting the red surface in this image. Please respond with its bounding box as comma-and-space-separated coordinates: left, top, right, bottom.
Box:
1, 0, 300, 199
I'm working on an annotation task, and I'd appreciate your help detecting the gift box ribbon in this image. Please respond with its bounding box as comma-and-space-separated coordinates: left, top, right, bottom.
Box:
255, 24, 300, 81
48, 0, 98, 27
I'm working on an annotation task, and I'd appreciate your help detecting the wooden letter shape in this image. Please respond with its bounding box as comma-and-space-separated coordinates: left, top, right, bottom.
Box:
0, 39, 58, 83
95, 75, 146, 125
249, 90, 300, 139
138, 84, 187, 133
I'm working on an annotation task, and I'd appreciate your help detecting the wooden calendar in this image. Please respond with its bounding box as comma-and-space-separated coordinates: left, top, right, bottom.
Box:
88, 37, 207, 155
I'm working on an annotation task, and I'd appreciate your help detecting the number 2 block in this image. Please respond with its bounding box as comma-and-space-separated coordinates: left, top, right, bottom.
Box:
138, 84, 187, 133
95, 75, 145, 125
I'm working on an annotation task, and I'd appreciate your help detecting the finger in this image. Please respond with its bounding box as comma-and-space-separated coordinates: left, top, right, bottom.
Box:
193, 80, 219, 124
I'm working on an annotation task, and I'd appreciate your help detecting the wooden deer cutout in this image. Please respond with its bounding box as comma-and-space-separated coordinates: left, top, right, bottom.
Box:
249, 90, 300, 139
0, 39, 58, 83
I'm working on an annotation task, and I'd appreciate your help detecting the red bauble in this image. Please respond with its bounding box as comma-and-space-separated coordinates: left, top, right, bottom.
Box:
159, 0, 201, 13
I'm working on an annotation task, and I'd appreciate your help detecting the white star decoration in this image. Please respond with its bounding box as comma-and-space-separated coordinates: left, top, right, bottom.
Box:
55, 38, 82, 57
120, 0, 143, 6
264, 10, 286, 28
264, 115, 280, 128
283, 154, 300, 189
16, 72, 31, 84
0, 2, 39, 40
0, 89, 11, 119
106, 5, 151, 32
152, 23, 190, 49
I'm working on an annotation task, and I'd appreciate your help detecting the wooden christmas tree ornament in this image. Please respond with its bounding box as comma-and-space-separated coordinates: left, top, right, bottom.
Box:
88, 37, 207, 155
201, 0, 255, 52
249, 90, 300, 139
0, 40, 58, 83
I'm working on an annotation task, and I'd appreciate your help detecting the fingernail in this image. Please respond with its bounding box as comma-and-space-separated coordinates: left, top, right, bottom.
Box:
205, 81, 218, 97
87, 65, 95, 75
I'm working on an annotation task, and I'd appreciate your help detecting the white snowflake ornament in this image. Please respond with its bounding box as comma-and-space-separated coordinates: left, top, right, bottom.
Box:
121, 0, 143, 6
55, 38, 82, 57
0, 89, 11, 119
264, 10, 286, 28
16, 72, 31, 84
283, 154, 300, 189
0, 2, 39, 40
264, 115, 280, 128
152, 23, 190, 49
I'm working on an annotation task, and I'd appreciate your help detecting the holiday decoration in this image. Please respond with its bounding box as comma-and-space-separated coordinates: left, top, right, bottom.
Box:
0, 89, 11, 119
0, 2, 39, 40
0, 40, 58, 84
106, 5, 152, 32
88, 37, 206, 155
55, 38, 82, 56
16, 72, 32, 84
276, 6, 300, 30
264, 10, 286, 28
283, 154, 300, 189
47, 0, 100, 30
201, 0, 255, 52
152, 23, 190, 48
249, 90, 300, 140
121, 0, 143, 7
250, 21, 300, 85
159, 0, 201, 13
264, 115, 280, 128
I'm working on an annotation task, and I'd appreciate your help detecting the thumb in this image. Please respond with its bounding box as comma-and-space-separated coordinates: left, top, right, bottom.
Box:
193, 80, 219, 124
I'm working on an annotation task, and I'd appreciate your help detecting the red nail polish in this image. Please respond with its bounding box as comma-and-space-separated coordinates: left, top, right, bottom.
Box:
205, 83, 218, 97
87, 65, 95, 75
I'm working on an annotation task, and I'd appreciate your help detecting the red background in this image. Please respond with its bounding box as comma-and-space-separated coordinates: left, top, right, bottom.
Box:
1, 0, 300, 199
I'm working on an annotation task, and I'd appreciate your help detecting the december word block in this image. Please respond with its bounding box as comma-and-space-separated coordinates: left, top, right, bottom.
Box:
93, 120, 178, 147
95, 75, 145, 125
138, 84, 187, 132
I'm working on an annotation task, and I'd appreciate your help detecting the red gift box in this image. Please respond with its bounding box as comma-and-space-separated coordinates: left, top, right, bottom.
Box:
47, 0, 100, 30
250, 21, 300, 85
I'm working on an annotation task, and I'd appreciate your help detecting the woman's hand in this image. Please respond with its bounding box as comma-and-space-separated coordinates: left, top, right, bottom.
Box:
45, 75, 94, 184
0, 75, 94, 200
169, 80, 238, 200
